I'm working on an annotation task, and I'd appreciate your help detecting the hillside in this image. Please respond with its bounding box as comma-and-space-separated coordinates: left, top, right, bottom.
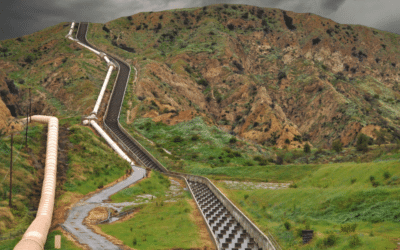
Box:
1, 3, 400, 249
0, 22, 117, 129
85, 3, 400, 150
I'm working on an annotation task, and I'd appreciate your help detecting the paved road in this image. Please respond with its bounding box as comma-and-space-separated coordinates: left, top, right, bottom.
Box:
62, 166, 146, 250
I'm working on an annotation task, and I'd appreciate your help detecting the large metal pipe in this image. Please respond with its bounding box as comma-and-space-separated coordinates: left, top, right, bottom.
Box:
92, 65, 114, 115
89, 120, 134, 165
67, 22, 75, 36
14, 116, 59, 250
76, 41, 101, 56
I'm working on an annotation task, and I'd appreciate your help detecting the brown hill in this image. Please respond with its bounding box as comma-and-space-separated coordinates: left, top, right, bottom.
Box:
87, 4, 400, 149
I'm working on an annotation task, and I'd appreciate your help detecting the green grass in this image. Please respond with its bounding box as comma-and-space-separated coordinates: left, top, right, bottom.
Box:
43, 230, 82, 250
122, 117, 274, 173
65, 125, 131, 195
0, 230, 81, 250
99, 199, 202, 250
189, 164, 320, 182
110, 171, 171, 203
0, 124, 45, 233
217, 160, 400, 249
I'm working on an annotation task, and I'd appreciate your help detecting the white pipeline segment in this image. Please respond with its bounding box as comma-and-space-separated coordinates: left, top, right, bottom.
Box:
67, 22, 75, 36
92, 65, 114, 115
15, 116, 59, 250
89, 120, 134, 165
77, 41, 101, 56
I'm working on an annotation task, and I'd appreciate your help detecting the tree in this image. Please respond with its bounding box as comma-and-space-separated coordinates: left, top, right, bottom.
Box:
373, 128, 388, 147
332, 139, 343, 153
304, 142, 311, 153
356, 133, 370, 152
276, 156, 283, 165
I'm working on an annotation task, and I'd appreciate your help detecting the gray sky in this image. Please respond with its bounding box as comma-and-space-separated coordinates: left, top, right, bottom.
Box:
1, 0, 400, 41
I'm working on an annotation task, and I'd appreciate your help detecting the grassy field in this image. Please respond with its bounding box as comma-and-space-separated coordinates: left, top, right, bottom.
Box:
216, 160, 400, 249
99, 199, 203, 250
121, 117, 275, 173
110, 170, 170, 203
0, 230, 81, 250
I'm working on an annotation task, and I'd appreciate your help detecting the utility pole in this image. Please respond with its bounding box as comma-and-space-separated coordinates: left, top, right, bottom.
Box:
9, 127, 14, 208
25, 88, 31, 148
25, 106, 28, 148
29, 88, 31, 119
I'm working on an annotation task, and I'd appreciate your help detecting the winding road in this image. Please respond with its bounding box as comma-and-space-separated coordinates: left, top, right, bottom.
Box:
62, 166, 146, 250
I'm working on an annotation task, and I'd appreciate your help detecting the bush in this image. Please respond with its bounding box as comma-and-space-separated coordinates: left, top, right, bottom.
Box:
340, 223, 357, 233
285, 138, 290, 144
348, 235, 362, 247
369, 175, 375, 182
244, 194, 249, 200
191, 134, 200, 141
351, 178, 357, 184
304, 143, 311, 153
275, 156, 283, 165
293, 135, 302, 142
323, 234, 337, 246
383, 171, 391, 179
332, 139, 343, 153
229, 137, 237, 143
197, 78, 208, 87
172, 135, 184, 143
289, 183, 298, 188
356, 133, 370, 152
296, 228, 303, 237
284, 221, 292, 230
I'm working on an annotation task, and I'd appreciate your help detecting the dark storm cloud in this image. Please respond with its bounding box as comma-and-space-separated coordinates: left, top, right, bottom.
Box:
374, 15, 400, 36
321, 0, 347, 12
1, 0, 399, 41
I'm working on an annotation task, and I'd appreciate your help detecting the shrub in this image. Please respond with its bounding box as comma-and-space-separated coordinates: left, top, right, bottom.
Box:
197, 78, 208, 87
332, 139, 343, 153
356, 133, 370, 152
253, 156, 263, 162
284, 221, 292, 230
132, 237, 137, 245
372, 181, 380, 187
285, 138, 290, 144
340, 223, 357, 233
304, 143, 311, 153
289, 183, 298, 188
191, 134, 200, 141
244, 194, 249, 200
369, 175, 375, 182
351, 178, 357, 184
172, 135, 184, 143
296, 228, 303, 237
323, 234, 337, 246
383, 171, 391, 180
293, 135, 302, 142
348, 235, 362, 247
229, 137, 237, 143
276, 156, 283, 165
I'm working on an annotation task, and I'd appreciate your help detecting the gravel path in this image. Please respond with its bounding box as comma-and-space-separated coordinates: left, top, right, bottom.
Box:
221, 180, 291, 190
62, 166, 146, 250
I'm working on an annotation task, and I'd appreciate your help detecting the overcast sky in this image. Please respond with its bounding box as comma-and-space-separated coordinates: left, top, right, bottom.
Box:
1, 0, 400, 41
